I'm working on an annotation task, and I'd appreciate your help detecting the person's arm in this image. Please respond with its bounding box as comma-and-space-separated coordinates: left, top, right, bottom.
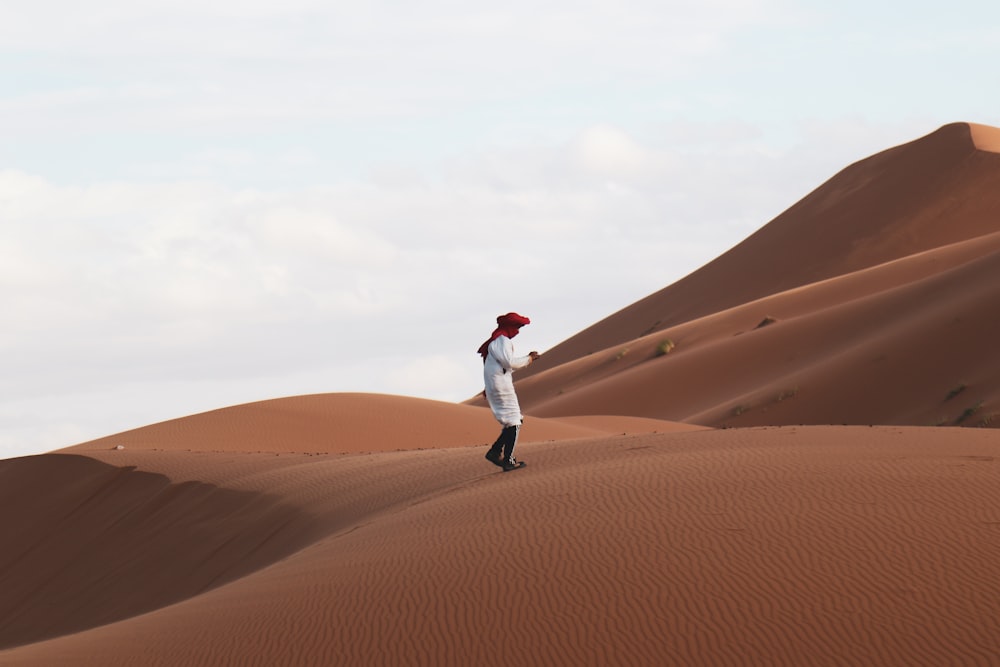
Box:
495, 337, 539, 372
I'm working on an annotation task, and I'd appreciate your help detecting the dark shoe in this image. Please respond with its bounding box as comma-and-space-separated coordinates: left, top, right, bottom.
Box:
485, 450, 504, 467
502, 458, 526, 472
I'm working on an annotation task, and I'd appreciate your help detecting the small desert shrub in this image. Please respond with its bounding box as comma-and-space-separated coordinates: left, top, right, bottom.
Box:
615, 348, 629, 360
733, 405, 748, 416
945, 384, 967, 401
776, 387, 798, 402
656, 339, 676, 357
956, 401, 984, 424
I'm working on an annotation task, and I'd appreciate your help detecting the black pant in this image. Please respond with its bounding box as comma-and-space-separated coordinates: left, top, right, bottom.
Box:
488, 424, 520, 464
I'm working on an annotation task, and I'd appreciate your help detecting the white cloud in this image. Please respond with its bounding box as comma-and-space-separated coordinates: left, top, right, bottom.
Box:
0, 0, 783, 145
573, 125, 649, 178
5, 119, 807, 457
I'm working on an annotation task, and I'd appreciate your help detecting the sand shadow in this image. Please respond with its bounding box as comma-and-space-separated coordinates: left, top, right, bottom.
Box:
0, 454, 323, 649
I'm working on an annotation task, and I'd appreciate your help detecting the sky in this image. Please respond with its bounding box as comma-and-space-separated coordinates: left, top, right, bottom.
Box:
3, 0, 1000, 459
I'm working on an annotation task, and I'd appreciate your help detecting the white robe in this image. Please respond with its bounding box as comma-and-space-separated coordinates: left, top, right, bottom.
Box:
483, 335, 533, 427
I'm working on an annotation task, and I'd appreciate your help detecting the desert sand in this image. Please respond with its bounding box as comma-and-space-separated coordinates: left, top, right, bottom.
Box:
488, 122, 1000, 429
4, 122, 1000, 666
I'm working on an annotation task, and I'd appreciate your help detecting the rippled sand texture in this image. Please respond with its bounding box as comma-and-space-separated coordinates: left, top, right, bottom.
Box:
4, 426, 1000, 665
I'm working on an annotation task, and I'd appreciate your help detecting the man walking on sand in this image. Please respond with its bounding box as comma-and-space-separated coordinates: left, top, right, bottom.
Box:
478, 312, 539, 471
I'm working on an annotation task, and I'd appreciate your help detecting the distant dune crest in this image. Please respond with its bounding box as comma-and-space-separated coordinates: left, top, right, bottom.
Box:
968, 121, 1000, 152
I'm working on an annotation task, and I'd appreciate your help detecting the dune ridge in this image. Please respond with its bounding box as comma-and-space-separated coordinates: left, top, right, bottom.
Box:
65, 393, 698, 457
969, 122, 1000, 152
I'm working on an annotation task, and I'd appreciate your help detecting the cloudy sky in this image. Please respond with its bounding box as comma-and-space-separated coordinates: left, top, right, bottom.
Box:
3, 0, 999, 459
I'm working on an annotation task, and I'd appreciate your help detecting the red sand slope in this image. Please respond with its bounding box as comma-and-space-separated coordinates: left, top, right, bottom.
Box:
472, 122, 1000, 430
515, 231, 1000, 428
520, 122, 1000, 381
5, 426, 1000, 666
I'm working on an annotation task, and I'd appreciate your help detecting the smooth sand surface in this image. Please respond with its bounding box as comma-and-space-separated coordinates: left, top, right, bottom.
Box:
6, 122, 1000, 666
5, 426, 1000, 666
969, 122, 1000, 152
514, 232, 1000, 428
520, 122, 1000, 377
486, 122, 1000, 429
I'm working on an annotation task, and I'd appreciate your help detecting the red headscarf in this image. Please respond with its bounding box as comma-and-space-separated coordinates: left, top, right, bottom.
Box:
478, 312, 531, 359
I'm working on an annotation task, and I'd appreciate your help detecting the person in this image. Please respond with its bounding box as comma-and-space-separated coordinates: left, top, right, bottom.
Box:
477, 312, 540, 471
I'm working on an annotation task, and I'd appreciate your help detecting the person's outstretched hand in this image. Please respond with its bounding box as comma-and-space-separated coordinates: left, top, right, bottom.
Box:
529, 351, 541, 361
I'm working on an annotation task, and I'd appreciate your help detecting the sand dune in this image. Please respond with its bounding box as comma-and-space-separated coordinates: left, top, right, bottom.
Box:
969, 122, 1000, 152
7, 122, 1000, 665
6, 427, 1000, 666
489, 122, 1000, 430
64, 393, 697, 458
523, 122, 1000, 377
514, 231, 1000, 428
